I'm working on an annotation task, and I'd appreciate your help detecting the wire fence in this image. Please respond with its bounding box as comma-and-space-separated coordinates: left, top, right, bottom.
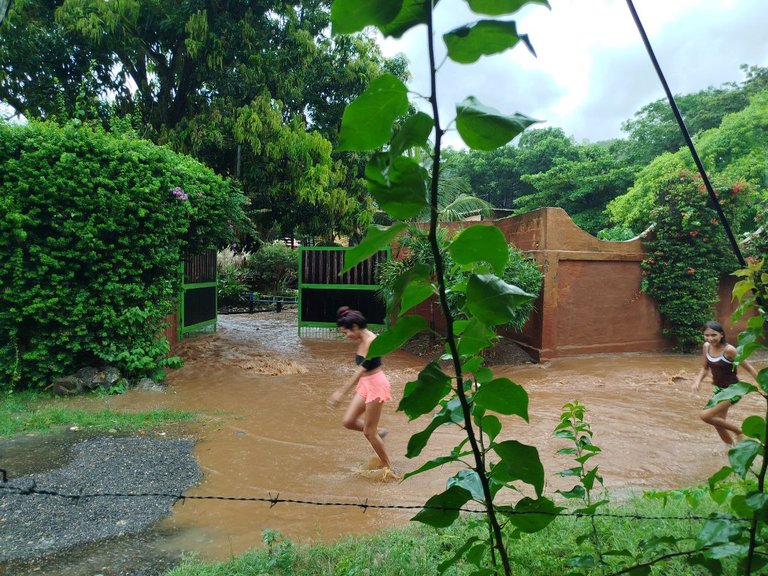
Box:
0, 475, 751, 524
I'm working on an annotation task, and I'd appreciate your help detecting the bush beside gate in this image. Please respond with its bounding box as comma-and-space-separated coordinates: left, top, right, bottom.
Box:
0, 120, 245, 392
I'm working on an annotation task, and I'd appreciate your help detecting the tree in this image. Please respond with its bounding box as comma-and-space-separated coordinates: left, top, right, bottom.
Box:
517, 141, 635, 233
0, 0, 398, 242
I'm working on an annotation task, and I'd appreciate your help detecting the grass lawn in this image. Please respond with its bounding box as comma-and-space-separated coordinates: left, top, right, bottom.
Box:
165, 488, 742, 576
0, 391, 197, 438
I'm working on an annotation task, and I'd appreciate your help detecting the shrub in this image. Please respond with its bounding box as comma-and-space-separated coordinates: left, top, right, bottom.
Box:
378, 226, 543, 332
640, 171, 738, 349
247, 243, 298, 295
0, 120, 245, 391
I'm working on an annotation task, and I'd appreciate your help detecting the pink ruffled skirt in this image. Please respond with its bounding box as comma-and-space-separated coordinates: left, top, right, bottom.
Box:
356, 371, 392, 404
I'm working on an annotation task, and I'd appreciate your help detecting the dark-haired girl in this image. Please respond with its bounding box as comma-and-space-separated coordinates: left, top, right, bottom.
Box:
691, 321, 758, 445
328, 307, 394, 472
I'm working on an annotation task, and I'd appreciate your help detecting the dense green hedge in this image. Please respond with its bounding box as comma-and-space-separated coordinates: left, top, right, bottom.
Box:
0, 121, 245, 391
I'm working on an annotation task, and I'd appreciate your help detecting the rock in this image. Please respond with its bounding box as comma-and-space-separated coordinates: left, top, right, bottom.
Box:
133, 378, 167, 393
49, 375, 85, 395
75, 367, 102, 390
102, 366, 121, 388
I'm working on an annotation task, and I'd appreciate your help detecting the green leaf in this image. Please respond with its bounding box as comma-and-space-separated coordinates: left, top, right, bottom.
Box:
741, 415, 766, 443
492, 440, 544, 496
728, 439, 761, 479
337, 73, 409, 151
398, 362, 453, 420
380, 0, 439, 38
478, 414, 501, 442
368, 315, 429, 357
437, 536, 481, 575
444, 20, 534, 64
366, 154, 429, 219
504, 496, 562, 533
390, 112, 434, 157
412, 485, 472, 527
403, 454, 461, 480
473, 377, 528, 420
330, 0, 404, 34
708, 466, 734, 491
467, 0, 550, 15
705, 542, 749, 560
566, 554, 596, 568
557, 485, 585, 499
447, 224, 509, 275
406, 398, 464, 458
456, 96, 538, 151
342, 223, 406, 273
705, 381, 756, 408
390, 263, 430, 317
466, 273, 534, 326
458, 317, 495, 356
447, 469, 485, 501
757, 367, 768, 395
697, 517, 744, 548
399, 280, 435, 317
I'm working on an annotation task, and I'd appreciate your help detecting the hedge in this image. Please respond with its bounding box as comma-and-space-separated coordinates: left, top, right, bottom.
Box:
0, 120, 246, 391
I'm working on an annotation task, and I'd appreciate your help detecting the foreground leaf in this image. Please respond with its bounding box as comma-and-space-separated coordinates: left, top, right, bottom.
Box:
473, 377, 528, 420
466, 273, 534, 326
342, 223, 407, 273
368, 315, 429, 357
447, 224, 508, 274
467, 0, 550, 15
444, 20, 533, 64
412, 485, 472, 527
399, 362, 452, 420
337, 73, 409, 151
330, 0, 403, 35
491, 440, 544, 496
456, 96, 538, 151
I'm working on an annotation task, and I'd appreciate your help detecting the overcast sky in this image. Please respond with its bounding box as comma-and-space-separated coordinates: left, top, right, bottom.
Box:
377, 0, 768, 148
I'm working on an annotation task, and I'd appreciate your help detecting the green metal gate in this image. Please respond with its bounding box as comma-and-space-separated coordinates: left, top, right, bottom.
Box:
178, 249, 217, 339
298, 247, 389, 336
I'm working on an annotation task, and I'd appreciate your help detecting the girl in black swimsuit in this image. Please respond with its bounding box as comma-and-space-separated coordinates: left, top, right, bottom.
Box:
691, 321, 758, 445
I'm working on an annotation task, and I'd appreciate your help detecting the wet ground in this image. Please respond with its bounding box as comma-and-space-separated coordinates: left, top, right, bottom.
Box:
2, 311, 766, 574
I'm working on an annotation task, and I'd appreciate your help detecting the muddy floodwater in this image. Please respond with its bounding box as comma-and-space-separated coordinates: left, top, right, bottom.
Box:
5, 311, 767, 573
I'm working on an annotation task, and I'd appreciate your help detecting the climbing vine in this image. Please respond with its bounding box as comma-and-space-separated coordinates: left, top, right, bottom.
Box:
641, 171, 738, 349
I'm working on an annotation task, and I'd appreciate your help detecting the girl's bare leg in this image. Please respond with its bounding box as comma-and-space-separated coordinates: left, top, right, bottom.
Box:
342, 394, 366, 432
362, 400, 391, 469
700, 402, 741, 445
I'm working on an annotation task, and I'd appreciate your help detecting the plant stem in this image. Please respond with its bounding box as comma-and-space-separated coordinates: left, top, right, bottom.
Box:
425, 6, 512, 575
745, 396, 768, 576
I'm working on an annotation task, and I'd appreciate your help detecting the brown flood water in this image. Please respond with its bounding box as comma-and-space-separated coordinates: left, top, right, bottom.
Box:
93, 312, 765, 562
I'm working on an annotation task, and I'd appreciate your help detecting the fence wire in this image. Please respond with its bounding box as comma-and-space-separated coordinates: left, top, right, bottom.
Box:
0, 479, 751, 524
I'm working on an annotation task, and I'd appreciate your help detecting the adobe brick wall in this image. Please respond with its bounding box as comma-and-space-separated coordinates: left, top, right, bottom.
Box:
405, 207, 745, 361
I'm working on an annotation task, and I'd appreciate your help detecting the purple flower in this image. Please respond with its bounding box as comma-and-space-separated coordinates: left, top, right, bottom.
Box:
170, 186, 189, 201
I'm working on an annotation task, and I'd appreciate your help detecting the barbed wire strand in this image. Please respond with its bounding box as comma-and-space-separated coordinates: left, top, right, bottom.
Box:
0, 483, 751, 524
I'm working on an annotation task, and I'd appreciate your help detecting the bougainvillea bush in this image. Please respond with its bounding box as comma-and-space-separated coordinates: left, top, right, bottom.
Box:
0, 120, 246, 392
640, 171, 740, 349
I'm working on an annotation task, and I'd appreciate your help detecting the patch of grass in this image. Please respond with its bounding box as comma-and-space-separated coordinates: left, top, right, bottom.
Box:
0, 391, 197, 438
165, 490, 738, 576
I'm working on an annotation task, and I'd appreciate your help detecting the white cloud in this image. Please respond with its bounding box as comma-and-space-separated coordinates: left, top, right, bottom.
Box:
378, 0, 768, 147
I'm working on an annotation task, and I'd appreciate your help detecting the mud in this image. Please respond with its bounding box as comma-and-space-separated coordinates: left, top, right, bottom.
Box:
3, 310, 766, 573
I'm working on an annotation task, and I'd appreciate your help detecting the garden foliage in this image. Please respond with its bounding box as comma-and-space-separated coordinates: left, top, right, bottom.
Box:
0, 120, 244, 392
640, 172, 739, 349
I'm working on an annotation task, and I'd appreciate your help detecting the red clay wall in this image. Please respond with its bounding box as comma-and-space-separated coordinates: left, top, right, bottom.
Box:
407, 208, 744, 361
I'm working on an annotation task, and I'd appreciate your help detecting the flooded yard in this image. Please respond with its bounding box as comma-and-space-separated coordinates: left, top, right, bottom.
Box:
2, 311, 765, 575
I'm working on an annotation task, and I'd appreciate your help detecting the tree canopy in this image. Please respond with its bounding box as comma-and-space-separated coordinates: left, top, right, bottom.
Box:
0, 0, 404, 242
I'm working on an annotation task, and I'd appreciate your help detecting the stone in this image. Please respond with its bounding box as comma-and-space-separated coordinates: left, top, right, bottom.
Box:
102, 366, 121, 388
49, 375, 85, 395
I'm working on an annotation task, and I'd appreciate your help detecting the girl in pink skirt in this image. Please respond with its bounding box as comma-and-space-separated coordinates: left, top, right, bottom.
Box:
328, 307, 393, 471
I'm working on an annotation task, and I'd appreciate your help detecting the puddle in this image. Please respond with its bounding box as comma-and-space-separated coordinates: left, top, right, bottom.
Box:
2, 310, 766, 575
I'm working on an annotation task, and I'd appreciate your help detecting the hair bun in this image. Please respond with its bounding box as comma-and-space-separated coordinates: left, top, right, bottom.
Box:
336, 306, 352, 320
